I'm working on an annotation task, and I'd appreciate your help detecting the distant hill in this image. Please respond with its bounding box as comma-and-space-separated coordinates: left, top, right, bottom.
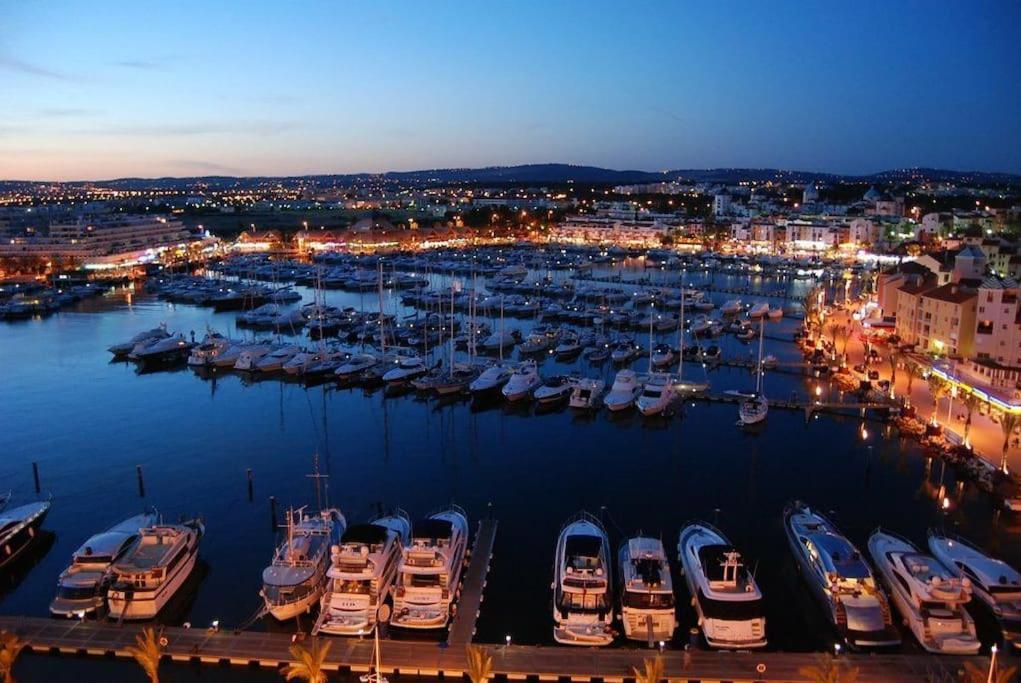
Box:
2, 164, 1019, 191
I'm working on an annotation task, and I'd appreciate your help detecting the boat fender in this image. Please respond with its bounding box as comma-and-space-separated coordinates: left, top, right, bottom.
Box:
159, 636, 169, 647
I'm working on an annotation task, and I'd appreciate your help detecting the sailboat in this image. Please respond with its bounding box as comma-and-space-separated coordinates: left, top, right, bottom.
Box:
738, 318, 768, 425
675, 279, 709, 395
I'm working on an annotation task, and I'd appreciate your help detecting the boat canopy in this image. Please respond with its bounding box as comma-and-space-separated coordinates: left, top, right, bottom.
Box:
413, 518, 453, 540
812, 533, 871, 579
342, 524, 389, 546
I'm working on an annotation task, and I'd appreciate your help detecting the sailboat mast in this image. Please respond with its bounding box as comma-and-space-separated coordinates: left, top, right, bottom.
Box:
499, 297, 505, 363
677, 280, 685, 379
756, 317, 764, 393
377, 261, 386, 354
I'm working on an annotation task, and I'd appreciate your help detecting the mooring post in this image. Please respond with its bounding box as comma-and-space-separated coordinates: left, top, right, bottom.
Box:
136, 465, 145, 498
246, 468, 254, 502
32, 462, 40, 494
269, 496, 278, 531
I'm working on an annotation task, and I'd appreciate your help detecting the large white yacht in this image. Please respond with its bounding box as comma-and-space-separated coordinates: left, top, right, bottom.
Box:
604, 369, 643, 411
316, 509, 412, 636
618, 536, 676, 643
469, 363, 514, 395
254, 344, 301, 373
867, 529, 979, 654
784, 502, 899, 649
335, 353, 379, 381
107, 519, 204, 620
233, 343, 275, 371
533, 376, 577, 404
928, 529, 1021, 648
501, 360, 541, 402
569, 378, 605, 410
678, 522, 767, 649
186, 332, 231, 367
50, 511, 159, 617
552, 512, 614, 646
391, 505, 469, 630
109, 327, 170, 358
382, 356, 429, 386
636, 372, 676, 416
262, 507, 346, 621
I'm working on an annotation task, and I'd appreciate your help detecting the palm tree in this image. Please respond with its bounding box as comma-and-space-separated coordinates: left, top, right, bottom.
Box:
282, 639, 331, 683
126, 627, 163, 683
927, 375, 948, 427
960, 660, 1017, 683
961, 392, 981, 449
797, 655, 858, 683
1000, 412, 1020, 475
904, 361, 924, 408
465, 645, 493, 683
632, 656, 664, 683
0, 630, 26, 683
887, 351, 901, 400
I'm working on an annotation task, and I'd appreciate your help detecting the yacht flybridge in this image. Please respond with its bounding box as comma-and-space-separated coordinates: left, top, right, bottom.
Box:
107, 519, 204, 620
391, 505, 469, 630
50, 510, 158, 618
552, 512, 614, 646
784, 502, 899, 649
678, 522, 766, 649
928, 529, 1021, 647
867, 529, 979, 654
262, 507, 346, 621
316, 509, 412, 636
618, 536, 676, 643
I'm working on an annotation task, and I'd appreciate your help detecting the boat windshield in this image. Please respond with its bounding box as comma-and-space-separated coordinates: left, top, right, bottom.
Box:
558, 590, 609, 612
697, 589, 763, 621
406, 573, 442, 588
57, 585, 99, 601
333, 578, 371, 595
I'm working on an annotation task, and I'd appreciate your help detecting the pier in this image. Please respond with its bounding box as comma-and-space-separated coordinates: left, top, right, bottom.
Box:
0, 614, 980, 682
447, 516, 498, 646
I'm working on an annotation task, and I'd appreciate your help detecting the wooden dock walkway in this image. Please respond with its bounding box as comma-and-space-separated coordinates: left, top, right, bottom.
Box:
0, 614, 978, 682
570, 275, 806, 302
699, 393, 894, 419
447, 516, 498, 646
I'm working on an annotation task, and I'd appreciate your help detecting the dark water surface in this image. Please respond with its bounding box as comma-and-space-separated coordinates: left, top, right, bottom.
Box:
2, 269, 1019, 680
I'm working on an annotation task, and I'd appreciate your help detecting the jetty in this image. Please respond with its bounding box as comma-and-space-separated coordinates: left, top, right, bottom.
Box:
447, 516, 498, 646
0, 614, 983, 682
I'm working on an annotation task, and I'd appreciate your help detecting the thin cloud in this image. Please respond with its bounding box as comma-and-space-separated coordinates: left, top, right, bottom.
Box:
112, 57, 176, 71
81, 121, 300, 137
38, 107, 103, 118
0, 55, 70, 81
167, 159, 244, 174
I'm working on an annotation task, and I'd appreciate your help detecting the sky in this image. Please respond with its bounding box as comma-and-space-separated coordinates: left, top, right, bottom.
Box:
1, 1, 1020, 180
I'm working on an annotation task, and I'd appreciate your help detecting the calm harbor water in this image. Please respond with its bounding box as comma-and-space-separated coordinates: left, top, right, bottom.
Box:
2, 264, 1020, 679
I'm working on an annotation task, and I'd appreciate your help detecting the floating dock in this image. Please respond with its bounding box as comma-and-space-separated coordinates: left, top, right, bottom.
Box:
447, 516, 498, 646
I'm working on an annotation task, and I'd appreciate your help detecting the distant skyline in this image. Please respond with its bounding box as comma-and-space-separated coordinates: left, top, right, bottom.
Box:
2, 1, 1019, 181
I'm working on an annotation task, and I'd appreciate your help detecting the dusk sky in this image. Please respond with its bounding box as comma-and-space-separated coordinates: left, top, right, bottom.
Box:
2, 1, 1019, 181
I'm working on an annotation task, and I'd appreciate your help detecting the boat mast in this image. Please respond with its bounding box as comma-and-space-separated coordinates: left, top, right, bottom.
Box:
499, 297, 505, 363
307, 452, 330, 511
677, 277, 685, 380
377, 261, 386, 355
449, 277, 457, 371
756, 317, 764, 394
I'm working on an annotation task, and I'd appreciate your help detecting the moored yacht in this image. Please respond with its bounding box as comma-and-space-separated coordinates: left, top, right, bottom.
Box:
255, 344, 301, 373
382, 356, 429, 386
502, 360, 541, 402
738, 320, 768, 426
107, 519, 204, 620
109, 327, 170, 358
50, 511, 158, 617
721, 299, 743, 315
650, 344, 674, 368
784, 502, 899, 648
335, 353, 379, 381
678, 522, 766, 649
618, 536, 676, 643
604, 369, 643, 412
316, 509, 412, 635
0, 500, 51, 570
569, 377, 605, 410
391, 505, 469, 630
552, 512, 614, 646
747, 302, 769, 319
534, 375, 576, 404
636, 373, 675, 416
187, 332, 231, 367
928, 529, 1021, 647
469, 363, 513, 395
262, 507, 346, 621
867, 529, 979, 654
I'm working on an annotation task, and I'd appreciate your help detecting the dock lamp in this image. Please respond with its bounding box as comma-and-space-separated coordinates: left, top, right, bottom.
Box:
505, 635, 512, 647
833, 643, 841, 657
990, 644, 999, 680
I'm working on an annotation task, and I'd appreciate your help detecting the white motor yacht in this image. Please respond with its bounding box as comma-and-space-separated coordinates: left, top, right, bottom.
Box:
255, 344, 301, 373
211, 342, 250, 368
502, 360, 541, 401
867, 529, 979, 654
636, 373, 676, 416
107, 520, 204, 620
391, 505, 469, 630
618, 537, 676, 644
554, 331, 582, 357
678, 522, 766, 649
382, 356, 429, 386
748, 302, 770, 319
928, 529, 1021, 647
569, 378, 606, 410
316, 509, 412, 636
469, 363, 514, 395
552, 512, 614, 646
721, 299, 743, 315
262, 507, 346, 621
604, 369, 643, 412
0, 500, 51, 571
187, 333, 231, 367
109, 327, 170, 358
784, 502, 899, 648
50, 511, 159, 617
534, 376, 577, 404
650, 344, 674, 368
129, 334, 193, 364
335, 353, 379, 381
232, 343, 274, 371
610, 340, 639, 364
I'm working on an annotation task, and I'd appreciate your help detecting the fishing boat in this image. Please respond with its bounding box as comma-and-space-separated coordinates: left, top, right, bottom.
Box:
928, 529, 1021, 647
678, 522, 766, 649
618, 536, 676, 643
0, 500, 51, 571
552, 512, 614, 646
784, 502, 899, 648
316, 509, 412, 635
867, 529, 979, 654
107, 519, 204, 620
50, 511, 158, 617
391, 505, 469, 630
